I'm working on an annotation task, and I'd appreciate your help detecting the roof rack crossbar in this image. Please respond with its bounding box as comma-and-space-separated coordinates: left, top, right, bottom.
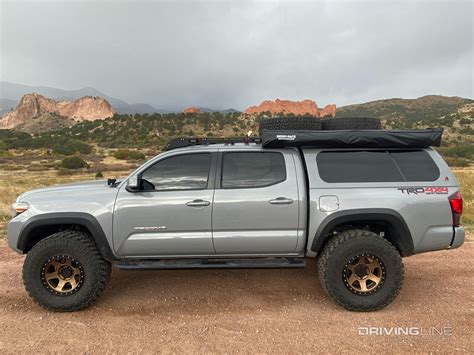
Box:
163, 137, 262, 151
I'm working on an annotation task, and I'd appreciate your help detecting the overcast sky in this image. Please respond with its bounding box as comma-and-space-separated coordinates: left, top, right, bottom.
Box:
0, 0, 472, 110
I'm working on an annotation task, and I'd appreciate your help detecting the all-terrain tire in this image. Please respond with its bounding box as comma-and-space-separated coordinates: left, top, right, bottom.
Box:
23, 230, 111, 312
259, 116, 322, 136
317, 229, 404, 312
321, 117, 382, 130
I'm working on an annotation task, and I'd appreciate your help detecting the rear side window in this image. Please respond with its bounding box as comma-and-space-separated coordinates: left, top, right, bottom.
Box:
390, 150, 439, 181
222, 152, 286, 188
317, 151, 403, 183
317, 150, 440, 183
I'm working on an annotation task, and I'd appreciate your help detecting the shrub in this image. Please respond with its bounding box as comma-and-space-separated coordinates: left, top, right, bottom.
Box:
444, 157, 470, 167
27, 164, 49, 172
95, 171, 104, 179
57, 168, 74, 176
60, 156, 88, 170
112, 149, 145, 160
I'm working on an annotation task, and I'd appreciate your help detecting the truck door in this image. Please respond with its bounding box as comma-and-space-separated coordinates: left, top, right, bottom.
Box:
212, 149, 302, 254
113, 152, 216, 257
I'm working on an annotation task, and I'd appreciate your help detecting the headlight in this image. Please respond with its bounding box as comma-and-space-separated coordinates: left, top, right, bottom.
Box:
11, 202, 29, 217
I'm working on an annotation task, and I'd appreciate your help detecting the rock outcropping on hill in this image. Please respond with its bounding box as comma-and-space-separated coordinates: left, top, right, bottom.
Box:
244, 99, 336, 117
183, 107, 201, 114
0, 93, 115, 129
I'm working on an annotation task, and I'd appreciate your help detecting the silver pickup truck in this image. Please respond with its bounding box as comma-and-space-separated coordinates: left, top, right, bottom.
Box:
7, 131, 465, 312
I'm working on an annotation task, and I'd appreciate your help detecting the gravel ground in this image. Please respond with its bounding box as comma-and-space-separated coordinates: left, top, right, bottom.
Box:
0, 239, 472, 353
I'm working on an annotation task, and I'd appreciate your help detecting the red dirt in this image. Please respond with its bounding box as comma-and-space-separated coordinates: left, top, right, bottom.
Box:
0, 239, 472, 353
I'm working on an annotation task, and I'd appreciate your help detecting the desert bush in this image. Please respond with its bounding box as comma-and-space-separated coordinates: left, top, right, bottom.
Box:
95, 171, 104, 178
27, 164, 50, 172
57, 168, 74, 176
0, 164, 23, 171
437, 145, 474, 160
0, 150, 13, 157
443, 156, 470, 167
60, 156, 88, 169
112, 149, 145, 160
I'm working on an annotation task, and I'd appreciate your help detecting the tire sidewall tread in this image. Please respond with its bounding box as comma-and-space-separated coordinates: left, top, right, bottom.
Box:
259, 116, 322, 135
318, 229, 404, 312
322, 117, 382, 130
23, 230, 111, 312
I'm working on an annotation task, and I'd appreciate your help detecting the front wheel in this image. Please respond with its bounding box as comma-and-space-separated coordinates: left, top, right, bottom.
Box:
23, 230, 111, 312
318, 229, 404, 311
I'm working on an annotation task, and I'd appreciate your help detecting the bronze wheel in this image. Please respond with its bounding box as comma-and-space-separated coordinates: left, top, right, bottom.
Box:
41, 254, 85, 296
342, 254, 385, 295
318, 230, 403, 311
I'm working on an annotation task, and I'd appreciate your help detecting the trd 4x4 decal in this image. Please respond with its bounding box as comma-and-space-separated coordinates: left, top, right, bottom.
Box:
398, 187, 449, 195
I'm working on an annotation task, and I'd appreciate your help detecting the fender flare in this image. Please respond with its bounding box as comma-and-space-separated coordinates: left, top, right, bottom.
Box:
17, 212, 117, 261
311, 208, 414, 256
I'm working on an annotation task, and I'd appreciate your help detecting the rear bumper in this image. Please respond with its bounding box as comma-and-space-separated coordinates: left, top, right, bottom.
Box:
450, 226, 465, 249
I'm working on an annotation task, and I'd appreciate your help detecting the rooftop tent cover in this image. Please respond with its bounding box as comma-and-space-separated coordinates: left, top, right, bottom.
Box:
261, 128, 443, 149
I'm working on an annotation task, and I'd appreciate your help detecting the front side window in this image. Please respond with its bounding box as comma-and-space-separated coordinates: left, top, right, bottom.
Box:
142, 153, 211, 191
222, 152, 286, 188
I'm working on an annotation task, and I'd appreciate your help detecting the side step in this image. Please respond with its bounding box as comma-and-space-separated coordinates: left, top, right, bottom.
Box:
116, 257, 306, 270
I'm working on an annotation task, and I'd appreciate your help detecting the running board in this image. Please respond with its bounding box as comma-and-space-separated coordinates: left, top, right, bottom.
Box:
116, 257, 306, 270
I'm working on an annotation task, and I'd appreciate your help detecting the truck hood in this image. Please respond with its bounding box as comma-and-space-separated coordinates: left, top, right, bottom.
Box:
17, 180, 117, 202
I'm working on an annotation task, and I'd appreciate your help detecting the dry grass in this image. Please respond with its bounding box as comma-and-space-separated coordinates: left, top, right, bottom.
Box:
452, 168, 474, 229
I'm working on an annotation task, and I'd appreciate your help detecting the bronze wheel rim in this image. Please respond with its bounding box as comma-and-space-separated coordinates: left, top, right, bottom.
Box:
41, 255, 85, 296
343, 254, 385, 295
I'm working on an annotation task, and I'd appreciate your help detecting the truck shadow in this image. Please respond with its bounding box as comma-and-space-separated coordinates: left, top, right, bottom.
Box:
104, 259, 335, 315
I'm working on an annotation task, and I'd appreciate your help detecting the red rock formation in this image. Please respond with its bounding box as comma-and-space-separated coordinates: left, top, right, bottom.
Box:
245, 99, 318, 116
244, 99, 336, 117
183, 107, 201, 114
0, 93, 115, 129
319, 104, 336, 118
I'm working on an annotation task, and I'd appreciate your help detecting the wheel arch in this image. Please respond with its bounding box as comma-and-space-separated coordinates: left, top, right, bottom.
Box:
311, 209, 414, 257
17, 212, 117, 261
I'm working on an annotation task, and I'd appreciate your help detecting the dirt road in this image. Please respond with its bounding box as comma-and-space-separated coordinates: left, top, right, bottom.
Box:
0, 239, 472, 353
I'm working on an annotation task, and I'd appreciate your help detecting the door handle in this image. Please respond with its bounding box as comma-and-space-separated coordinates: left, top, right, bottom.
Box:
269, 197, 294, 205
186, 199, 211, 207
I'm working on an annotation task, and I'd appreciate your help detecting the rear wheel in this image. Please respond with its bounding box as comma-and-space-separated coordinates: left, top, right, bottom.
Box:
23, 230, 111, 312
317, 229, 404, 311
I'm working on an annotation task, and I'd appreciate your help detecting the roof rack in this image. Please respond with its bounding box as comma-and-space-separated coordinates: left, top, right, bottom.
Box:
163, 137, 262, 151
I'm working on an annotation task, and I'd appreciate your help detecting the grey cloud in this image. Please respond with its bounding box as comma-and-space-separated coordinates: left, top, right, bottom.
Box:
0, 0, 472, 110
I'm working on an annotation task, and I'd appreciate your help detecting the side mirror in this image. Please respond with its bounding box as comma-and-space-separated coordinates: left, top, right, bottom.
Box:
125, 174, 141, 192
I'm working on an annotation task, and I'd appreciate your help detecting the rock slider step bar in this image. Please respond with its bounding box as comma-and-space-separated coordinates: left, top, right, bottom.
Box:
116, 257, 305, 270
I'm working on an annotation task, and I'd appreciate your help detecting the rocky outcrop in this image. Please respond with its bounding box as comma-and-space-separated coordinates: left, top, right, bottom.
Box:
0, 93, 115, 129
245, 99, 317, 116
319, 104, 336, 118
244, 99, 336, 117
183, 107, 201, 114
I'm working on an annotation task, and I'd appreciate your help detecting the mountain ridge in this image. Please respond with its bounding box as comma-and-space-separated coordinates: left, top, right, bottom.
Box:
0, 82, 166, 114
0, 93, 115, 130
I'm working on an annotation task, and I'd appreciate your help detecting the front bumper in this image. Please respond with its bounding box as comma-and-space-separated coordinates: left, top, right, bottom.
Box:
450, 226, 465, 249
6, 214, 26, 254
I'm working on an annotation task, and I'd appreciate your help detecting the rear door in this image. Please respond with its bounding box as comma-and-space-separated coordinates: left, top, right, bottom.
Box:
212, 149, 302, 254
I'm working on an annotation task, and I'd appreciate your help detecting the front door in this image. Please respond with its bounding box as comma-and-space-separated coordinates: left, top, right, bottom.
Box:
113, 152, 216, 257
212, 150, 301, 254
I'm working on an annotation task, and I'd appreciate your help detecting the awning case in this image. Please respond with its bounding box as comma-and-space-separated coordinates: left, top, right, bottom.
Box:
261, 128, 443, 149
